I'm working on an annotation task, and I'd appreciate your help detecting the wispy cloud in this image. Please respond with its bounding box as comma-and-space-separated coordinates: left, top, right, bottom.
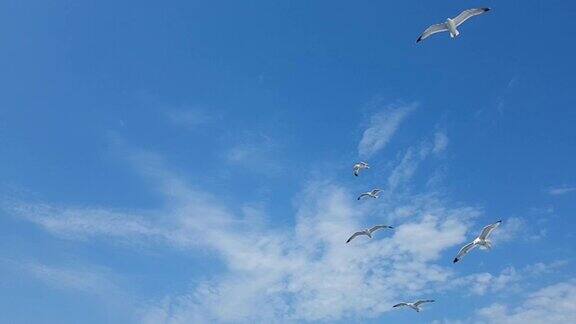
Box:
547, 186, 576, 196
450, 261, 568, 296
386, 131, 448, 191
433, 130, 449, 154
1, 259, 125, 299
4, 143, 488, 322
222, 133, 284, 175
358, 104, 416, 158
473, 280, 576, 324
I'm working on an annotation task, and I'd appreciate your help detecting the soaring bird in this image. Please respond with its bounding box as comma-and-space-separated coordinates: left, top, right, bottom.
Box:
416, 8, 490, 43
357, 188, 382, 200
393, 300, 435, 312
453, 220, 502, 263
353, 162, 370, 177
346, 225, 393, 243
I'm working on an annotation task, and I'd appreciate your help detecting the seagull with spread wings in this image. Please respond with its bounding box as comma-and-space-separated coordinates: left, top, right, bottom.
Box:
453, 220, 502, 263
357, 188, 382, 200
393, 300, 435, 312
353, 162, 370, 177
346, 225, 393, 243
417, 8, 490, 43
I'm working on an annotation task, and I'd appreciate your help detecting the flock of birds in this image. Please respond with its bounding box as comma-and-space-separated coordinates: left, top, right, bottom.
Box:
348, 7, 501, 313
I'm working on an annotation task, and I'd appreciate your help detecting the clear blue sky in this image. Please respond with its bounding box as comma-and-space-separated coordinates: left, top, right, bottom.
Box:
1, 0, 575, 323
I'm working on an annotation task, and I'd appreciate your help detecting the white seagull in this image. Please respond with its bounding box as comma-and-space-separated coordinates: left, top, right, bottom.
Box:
453, 220, 502, 263
357, 188, 382, 200
353, 162, 370, 177
346, 225, 393, 243
416, 8, 491, 43
393, 300, 435, 312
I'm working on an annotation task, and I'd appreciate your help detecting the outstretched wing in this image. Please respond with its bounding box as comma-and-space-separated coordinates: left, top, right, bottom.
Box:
453, 8, 490, 27
357, 193, 370, 200
393, 303, 408, 308
369, 225, 393, 234
479, 220, 501, 240
453, 242, 477, 263
414, 299, 435, 307
371, 189, 382, 195
416, 23, 448, 43
346, 231, 368, 243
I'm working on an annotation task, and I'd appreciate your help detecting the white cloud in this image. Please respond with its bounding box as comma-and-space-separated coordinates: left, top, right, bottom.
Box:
222, 133, 283, 175
4, 145, 488, 323
433, 130, 449, 154
358, 104, 415, 158
547, 186, 576, 196
9, 260, 124, 298
474, 280, 576, 324
450, 261, 567, 297
386, 131, 447, 191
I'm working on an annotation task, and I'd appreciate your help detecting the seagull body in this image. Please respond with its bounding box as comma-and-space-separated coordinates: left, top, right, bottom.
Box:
357, 188, 382, 200
393, 300, 435, 312
453, 220, 502, 263
353, 162, 370, 177
417, 8, 490, 43
346, 225, 393, 243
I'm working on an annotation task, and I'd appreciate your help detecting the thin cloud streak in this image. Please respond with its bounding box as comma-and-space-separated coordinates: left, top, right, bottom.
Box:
547, 186, 576, 196
4, 143, 490, 323
358, 104, 416, 158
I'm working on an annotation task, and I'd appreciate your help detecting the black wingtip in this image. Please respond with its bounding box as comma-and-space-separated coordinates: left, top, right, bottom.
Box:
388, 226, 394, 229
453, 258, 459, 263
497, 220, 502, 223
416, 37, 422, 43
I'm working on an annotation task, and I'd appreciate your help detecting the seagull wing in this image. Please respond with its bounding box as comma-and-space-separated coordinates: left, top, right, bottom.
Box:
414, 299, 435, 307
416, 23, 448, 43
453, 242, 477, 263
371, 189, 382, 195
357, 193, 370, 200
368, 225, 393, 234
479, 220, 502, 240
453, 8, 490, 27
393, 303, 408, 308
353, 167, 360, 176
346, 231, 368, 243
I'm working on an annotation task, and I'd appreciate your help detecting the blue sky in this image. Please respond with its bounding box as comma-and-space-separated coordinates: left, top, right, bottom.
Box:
1, 0, 576, 323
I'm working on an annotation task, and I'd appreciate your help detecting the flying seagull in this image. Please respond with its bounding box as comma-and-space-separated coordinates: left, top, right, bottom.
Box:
357, 188, 382, 200
453, 220, 502, 263
416, 8, 490, 43
393, 300, 435, 312
346, 225, 393, 243
353, 162, 370, 177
